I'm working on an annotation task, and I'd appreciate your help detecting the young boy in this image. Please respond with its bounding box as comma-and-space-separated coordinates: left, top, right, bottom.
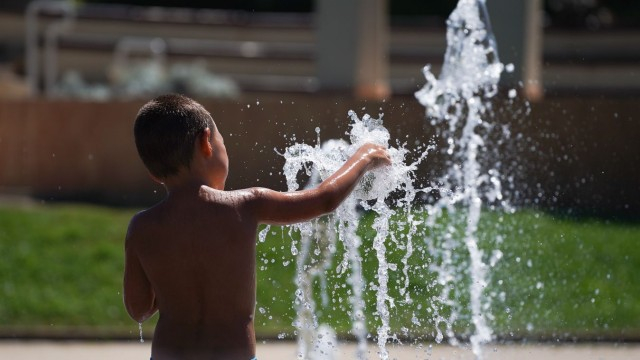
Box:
123, 94, 390, 360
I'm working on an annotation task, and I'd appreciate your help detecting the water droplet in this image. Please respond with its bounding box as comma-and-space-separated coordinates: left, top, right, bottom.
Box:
138, 322, 144, 343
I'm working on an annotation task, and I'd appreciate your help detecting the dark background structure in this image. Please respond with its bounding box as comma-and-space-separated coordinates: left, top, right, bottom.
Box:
0, 0, 638, 220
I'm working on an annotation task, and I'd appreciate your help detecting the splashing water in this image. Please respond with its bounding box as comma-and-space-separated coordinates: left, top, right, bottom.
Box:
279, 112, 429, 360
415, 0, 506, 358
267, 1, 509, 359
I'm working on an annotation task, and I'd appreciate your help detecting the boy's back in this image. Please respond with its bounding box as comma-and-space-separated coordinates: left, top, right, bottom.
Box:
127, 187, 259, 359
124, 94, 390, 360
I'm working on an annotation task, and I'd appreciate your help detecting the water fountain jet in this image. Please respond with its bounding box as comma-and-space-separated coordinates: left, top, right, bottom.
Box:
415, 0, 509, 358
275, 1, 510, 359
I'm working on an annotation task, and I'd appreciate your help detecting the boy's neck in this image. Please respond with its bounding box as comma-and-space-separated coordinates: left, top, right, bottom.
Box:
163, 172, 225, 194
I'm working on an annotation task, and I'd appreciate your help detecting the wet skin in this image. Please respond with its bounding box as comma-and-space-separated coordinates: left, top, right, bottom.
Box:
124, 126, 390, 360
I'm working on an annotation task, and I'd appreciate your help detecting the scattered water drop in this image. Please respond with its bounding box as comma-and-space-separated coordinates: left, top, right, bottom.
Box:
138, 322, 144, 343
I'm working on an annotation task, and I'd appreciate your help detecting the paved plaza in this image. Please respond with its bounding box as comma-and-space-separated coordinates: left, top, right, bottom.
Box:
1, 340, 639, 360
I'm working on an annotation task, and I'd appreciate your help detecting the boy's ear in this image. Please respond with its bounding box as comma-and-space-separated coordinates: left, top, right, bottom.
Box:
198, 128, 213, 157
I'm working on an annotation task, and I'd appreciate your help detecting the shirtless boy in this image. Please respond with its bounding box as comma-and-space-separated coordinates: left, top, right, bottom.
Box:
123, 94, 390, 360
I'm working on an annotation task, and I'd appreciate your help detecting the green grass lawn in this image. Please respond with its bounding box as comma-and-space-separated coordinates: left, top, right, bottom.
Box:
0, 202, 638, 341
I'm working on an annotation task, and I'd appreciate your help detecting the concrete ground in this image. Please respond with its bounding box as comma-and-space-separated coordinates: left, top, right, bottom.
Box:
1, 340, 639, 360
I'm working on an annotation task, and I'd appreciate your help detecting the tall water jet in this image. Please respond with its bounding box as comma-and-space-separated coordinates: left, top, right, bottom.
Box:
415, 0, 506, 358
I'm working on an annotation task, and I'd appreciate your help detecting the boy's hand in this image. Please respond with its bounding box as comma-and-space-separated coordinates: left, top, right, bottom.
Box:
357, 143, 392, 170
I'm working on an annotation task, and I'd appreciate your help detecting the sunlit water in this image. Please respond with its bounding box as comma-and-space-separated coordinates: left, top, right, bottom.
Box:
273, 112, 429, 360
414, 0, 506, 358
264, 0, 514, 359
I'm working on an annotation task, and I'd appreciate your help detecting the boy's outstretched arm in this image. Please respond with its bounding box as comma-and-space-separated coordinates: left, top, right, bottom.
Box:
248, 143, 391, 225
123, 218, 158, 323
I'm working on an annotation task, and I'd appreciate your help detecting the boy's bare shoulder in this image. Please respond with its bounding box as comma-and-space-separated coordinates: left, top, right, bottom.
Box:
200, 186, 267, 204
125, 187, 269, 242
197, 187, 276, 222
131, 204, 162, 225
125, 206, 162, 245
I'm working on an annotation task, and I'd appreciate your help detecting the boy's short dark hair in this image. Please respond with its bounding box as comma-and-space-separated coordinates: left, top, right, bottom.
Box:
134, 94, 215, 180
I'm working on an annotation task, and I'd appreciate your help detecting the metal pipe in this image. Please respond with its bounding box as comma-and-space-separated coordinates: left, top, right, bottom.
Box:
25, 0, 76, 97
44, 7, 76, 97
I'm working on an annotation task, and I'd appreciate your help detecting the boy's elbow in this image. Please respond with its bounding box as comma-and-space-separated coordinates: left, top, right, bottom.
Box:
126, 305, 156, 323
319, 190, 342, 214
318, 183, 346, 214
124, 294, 157, 322
327, 196, 343, 213
124, 299, 144, 322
